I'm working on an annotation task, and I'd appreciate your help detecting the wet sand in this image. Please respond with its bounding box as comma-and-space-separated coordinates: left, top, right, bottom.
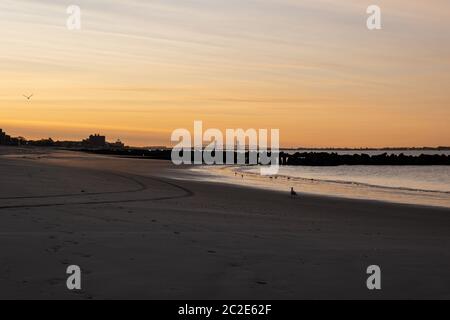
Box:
0, 147, 449, 299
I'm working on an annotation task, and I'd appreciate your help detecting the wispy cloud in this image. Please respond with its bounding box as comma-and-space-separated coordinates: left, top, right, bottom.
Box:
0, 0, 449, 146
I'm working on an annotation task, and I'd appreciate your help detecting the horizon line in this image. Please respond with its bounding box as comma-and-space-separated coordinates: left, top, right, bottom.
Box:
1, 128, 449, 150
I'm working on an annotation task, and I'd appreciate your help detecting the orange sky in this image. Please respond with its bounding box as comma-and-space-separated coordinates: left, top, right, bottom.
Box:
1, 0, 449, 147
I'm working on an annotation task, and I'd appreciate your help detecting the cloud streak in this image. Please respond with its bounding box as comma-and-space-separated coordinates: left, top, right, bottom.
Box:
0, 0, 449, 147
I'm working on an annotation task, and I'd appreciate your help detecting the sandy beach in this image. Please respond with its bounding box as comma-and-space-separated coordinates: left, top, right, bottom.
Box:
0, 146, 449, 300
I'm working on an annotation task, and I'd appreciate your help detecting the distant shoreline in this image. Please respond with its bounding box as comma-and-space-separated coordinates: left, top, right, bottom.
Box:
78, 148, 450, 166
1, 128, 449, 152
284, 147, 450, 151
1, 145, 449, 166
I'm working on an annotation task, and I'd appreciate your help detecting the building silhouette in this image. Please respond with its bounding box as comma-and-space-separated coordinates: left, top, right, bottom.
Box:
110, 139, 125, 149
0, 129, 128, 150
0, 129, 11, 145
83, 134, 106, 148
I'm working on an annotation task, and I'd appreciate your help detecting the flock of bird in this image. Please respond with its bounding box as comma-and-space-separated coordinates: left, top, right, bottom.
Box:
236, 172, 298, 198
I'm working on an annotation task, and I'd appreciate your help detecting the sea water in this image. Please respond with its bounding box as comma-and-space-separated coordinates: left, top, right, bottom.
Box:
190, 151, 450, 208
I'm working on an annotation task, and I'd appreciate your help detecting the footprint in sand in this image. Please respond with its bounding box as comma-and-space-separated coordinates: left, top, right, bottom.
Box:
64, 240, 79, 245
47, 278, 64, 286
46, 245, 62, 253
60, 259, 70, 266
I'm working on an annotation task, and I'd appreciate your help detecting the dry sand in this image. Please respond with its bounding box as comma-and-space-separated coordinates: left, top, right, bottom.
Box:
0, 146, 449, 299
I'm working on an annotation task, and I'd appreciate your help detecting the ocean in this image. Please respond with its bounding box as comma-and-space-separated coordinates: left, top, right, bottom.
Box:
191, 150, 450, 208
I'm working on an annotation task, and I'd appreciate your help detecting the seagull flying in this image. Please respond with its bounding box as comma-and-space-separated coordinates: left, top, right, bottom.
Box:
23, 94, 33, 100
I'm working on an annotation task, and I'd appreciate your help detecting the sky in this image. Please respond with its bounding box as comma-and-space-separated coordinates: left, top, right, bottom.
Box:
0, 0, 449, 147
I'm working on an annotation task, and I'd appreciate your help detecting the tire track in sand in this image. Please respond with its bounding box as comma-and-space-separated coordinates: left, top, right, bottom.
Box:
0, 172, 194, 210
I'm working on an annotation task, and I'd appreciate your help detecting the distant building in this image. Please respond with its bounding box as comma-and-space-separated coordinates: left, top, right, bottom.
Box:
0, 129, 11, 145
146, 146, 168, 151
109, 139, 125, 150
83, 134, 106, 148
0, 130, 130, 150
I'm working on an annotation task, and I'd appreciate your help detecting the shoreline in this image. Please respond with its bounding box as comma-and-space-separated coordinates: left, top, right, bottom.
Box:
184, 165, 450, 209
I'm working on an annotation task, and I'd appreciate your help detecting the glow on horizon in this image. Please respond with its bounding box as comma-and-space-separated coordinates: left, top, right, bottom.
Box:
0, 0, 449, 147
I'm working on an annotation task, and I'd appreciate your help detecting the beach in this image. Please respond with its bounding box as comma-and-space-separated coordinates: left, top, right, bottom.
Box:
0, 147, 449, 299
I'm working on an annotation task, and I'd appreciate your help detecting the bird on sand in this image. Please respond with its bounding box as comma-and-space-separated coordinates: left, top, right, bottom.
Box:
23, 94, 33, 100
290, 187, 297, 198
